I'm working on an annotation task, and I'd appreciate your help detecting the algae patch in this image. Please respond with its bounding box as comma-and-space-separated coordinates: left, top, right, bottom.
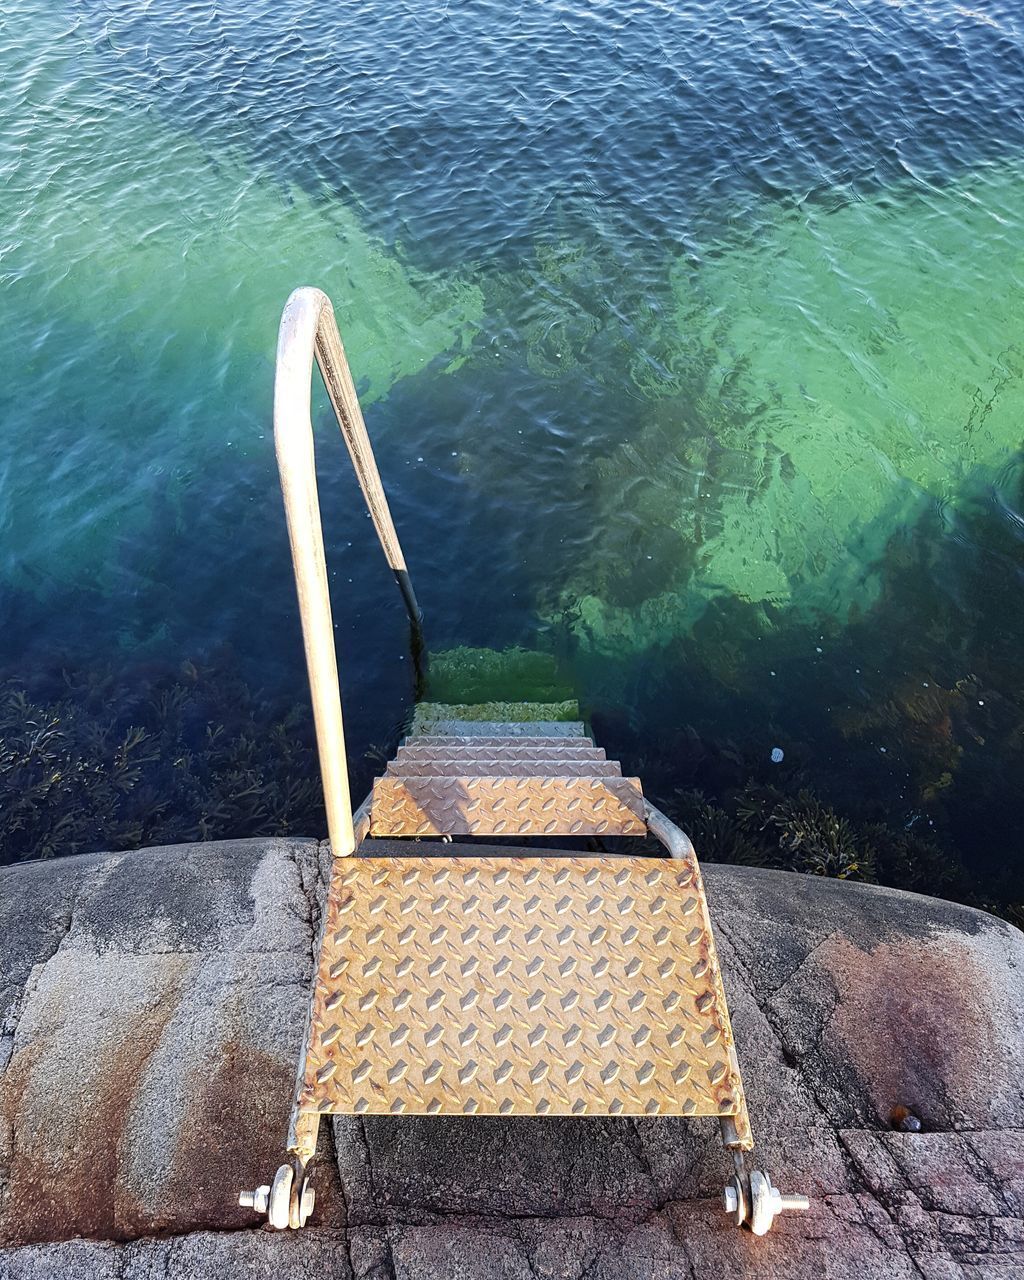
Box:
545, 165, 1024, 652
424, 647, 575, 705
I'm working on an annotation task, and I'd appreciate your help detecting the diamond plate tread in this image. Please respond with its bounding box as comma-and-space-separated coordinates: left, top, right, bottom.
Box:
396, 747, 609, 762
409, 721, 587, 739
387, 760, 623, 778
407, 742, 596, 747
370, 776, 646, 838
297, 855, 746, 1119
356, 840, 609, 859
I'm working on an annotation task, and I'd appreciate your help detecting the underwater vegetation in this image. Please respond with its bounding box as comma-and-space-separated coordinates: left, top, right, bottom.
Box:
565, 443, 1024, 920
0, 636, 1017, 931
0, 657, 326, 864
0, 648, 961, 895
424, 647, 574, 704
535, 163, 1024, 643
670, 783, 960, 899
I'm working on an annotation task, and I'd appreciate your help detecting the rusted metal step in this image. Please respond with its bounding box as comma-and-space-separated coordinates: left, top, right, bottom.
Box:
370, 775, 646, 838
355, 839, 604, 858
388, 759, 623, 778
295, 854, 748, 1124
396, 743, 606, 763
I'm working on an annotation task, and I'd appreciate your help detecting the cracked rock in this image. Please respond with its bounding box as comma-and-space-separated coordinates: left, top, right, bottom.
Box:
0, 842, 1022, 1278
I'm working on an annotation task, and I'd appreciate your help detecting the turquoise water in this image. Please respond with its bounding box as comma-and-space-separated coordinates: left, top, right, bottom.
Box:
1, 0, 1023, 904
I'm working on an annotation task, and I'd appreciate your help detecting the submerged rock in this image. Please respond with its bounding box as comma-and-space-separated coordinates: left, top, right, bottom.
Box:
0, 839, 1022, 1276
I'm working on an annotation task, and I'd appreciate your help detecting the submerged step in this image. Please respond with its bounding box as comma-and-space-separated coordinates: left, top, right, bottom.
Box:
408, 721, 588, 739
413, 700, 580, 729
424, 647, 574, 705
387, 759, 623, 778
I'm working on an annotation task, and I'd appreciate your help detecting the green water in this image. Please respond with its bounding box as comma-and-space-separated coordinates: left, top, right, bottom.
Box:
1, 12, 482, 589
2, 0, 1023, 912
554, 165, 1023, 647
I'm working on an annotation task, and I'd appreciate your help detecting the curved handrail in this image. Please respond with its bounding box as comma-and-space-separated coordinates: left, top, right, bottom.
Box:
274, 287, 420, 856
643, 799, 697, 860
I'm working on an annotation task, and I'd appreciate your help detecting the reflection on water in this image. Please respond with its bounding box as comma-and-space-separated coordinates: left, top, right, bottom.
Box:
1, 0, 1023, 911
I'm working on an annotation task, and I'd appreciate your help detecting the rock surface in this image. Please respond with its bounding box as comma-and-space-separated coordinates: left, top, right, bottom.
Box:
1, 838, 1022, 1278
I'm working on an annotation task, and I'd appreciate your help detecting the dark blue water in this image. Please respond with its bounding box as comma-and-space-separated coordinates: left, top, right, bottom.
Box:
2, 0, 1023, 909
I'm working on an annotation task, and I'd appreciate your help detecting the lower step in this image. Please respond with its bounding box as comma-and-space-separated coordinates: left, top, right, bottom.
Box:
413, 701, 580, 732
370, 775, 647, 838
396, 744, 606, 762
388, 760, 623, 778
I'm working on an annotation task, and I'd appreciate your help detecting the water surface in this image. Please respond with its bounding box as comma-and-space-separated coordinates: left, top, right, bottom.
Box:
2, 0, 1023, 906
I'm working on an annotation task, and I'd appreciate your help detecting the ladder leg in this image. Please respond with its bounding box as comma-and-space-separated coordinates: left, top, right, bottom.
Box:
238, 1111, 321, 1232
289, 1109, 321, 1167
719, 1121, 810, 1234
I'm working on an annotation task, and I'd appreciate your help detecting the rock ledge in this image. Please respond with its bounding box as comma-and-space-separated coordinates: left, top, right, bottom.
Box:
1, 839, 1022, 1278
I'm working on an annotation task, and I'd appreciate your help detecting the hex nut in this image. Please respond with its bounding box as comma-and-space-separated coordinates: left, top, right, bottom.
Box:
300, 1179, 316, 1225
238, 1185, 270, 1215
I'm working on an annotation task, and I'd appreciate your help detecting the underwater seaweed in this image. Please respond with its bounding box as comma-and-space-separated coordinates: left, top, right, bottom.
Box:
673, 788, 773, 868
0, 657, 325, 863
664, 780, 969, 897
735, 784, 877, 881
859, 823, 957, 898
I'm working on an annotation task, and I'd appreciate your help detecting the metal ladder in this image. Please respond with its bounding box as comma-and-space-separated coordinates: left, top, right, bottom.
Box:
238, 287, 808, 1236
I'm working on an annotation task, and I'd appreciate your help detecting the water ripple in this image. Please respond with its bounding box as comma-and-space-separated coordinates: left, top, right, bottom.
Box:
1, 0, 1024, 893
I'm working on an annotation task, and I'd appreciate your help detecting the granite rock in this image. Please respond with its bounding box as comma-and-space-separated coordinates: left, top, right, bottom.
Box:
0, 840, 1021, 1278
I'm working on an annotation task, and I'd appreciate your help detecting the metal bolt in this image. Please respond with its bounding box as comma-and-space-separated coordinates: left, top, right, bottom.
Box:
749, 1171, 810, 1234
774, 1189, 811, 1214
722, 1174, 746, 1226
300, 1181, 316, 1224
239, 1185, 270, 1214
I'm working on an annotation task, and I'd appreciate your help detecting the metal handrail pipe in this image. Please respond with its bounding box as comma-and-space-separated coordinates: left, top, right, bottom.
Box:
643, 799, 697, 860
274, 286, 420, 856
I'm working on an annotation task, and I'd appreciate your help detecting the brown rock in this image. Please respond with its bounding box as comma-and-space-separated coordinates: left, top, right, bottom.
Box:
0, 843, 1021, 1277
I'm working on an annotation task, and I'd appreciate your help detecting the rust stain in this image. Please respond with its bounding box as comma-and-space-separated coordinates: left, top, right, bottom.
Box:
161, 1037, 320, 1235
0, 962, 345, 1245
819, 934, 996, 1126
0, 1040, 45, 1238
0, 959, 188, 1246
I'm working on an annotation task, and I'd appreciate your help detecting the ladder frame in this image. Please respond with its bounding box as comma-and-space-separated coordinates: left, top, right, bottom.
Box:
250, 288, 807, 1238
